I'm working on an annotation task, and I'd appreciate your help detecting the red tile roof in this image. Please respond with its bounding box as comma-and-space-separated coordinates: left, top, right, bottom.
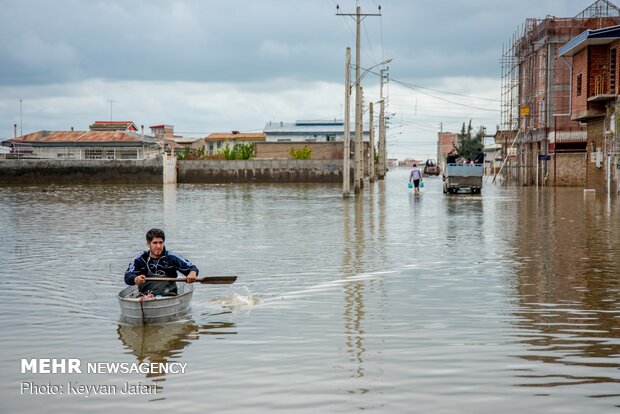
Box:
10, 130, 142, 143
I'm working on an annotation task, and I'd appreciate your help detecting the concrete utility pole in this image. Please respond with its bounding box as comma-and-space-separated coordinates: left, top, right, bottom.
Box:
343, 47, 351, 197
368, 101, 375, 182
337, 4, 381, 194
357, 85, 364, 189
378, 99, 386, 179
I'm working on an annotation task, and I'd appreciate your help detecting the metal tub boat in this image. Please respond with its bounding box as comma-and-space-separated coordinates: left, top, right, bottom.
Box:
118, 283, 194, 324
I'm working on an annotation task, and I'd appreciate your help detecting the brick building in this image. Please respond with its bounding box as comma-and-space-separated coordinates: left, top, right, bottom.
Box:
437, 132, 459, 161
559, 24, 620, 193
498, 0, 620, 186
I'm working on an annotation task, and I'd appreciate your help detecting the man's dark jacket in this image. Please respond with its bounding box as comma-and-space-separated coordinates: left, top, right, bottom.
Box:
124, 249, 199, 296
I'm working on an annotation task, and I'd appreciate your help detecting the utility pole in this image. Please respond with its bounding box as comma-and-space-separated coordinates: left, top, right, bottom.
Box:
343, 47, 351, 197
368, 101, 375, 182
378, 99, 386, 179
377, 67, 388, 179
337, 4, 381, 194
19, 99, 23, 138
358, 85, 364, 189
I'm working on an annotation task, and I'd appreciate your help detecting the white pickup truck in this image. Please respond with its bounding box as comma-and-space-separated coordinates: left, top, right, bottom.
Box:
443, 163, 483, 194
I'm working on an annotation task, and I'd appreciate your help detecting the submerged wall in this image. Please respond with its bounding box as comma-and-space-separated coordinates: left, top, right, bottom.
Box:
0, 158, 344, 185
0, 158, 163, 185
178, 159, 342, 183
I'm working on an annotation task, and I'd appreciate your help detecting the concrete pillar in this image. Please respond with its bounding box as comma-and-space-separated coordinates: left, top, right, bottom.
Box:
163, 153, 177, 184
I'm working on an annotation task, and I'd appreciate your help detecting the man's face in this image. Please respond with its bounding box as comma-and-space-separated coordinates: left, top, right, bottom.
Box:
147, 237, 165, 258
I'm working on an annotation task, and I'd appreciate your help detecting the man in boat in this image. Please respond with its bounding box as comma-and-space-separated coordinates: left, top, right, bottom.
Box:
124, 228, 199, 296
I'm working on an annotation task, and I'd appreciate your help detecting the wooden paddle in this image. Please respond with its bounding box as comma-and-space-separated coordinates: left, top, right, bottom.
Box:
144, 276, 237, 284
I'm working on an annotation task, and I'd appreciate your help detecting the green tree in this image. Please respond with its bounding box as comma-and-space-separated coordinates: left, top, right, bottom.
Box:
223, 143, 255, 160
456, 120, 485, 160
289, 145, 312, 160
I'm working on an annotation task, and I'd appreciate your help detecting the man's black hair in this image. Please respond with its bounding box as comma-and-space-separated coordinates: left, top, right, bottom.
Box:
146, 228, 166, 243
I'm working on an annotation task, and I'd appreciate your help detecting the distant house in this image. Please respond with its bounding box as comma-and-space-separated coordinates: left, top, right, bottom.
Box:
4, 130, 159, 160
203, 131, 266, 155
89, 121, 139, 132
263, 119, 369, 143
150, 124, 202, 153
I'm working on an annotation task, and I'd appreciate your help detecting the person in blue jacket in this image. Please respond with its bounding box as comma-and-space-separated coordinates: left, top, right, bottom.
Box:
124, 228, 199, 296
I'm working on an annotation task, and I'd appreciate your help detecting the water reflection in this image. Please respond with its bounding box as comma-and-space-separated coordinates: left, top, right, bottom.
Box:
508, 189, 620, 395
442, 195, 484, 245
340, 184, 389, 396
117, 319, 237, 383
342, 196, 368, 395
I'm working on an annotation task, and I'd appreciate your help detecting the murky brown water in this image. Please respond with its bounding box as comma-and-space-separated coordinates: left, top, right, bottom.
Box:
1, 168, 619, 413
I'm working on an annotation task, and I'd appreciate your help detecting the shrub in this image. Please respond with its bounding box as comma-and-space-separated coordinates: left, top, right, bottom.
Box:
290, 145, 312, 160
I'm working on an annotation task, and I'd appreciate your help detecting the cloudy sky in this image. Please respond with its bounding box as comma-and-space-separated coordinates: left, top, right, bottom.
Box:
0, 0, 594, 159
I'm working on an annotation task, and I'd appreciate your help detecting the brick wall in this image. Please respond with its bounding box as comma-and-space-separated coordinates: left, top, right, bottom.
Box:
550, 152, 586, 186
572, 49, 588, 117
256, 142, 344, 160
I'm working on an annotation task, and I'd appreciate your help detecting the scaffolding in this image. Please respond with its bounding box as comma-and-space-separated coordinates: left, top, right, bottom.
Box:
500, 1, 620, 140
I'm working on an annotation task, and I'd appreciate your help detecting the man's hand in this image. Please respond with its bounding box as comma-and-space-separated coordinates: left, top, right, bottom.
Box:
134, 275, 146, 286
187, 271, 197, 283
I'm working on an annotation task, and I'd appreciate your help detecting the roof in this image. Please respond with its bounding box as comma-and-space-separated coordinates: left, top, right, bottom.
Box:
150, 124, 173, 129
89, 121, 138, 131
559, 24, 620, 56
8, 130, 147, 144
204, 132, 266, 141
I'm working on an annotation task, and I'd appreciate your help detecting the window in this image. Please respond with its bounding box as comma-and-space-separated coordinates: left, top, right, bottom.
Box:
118, 149, 138, 159
577, 73, 583, 96
84, 149, 115, 159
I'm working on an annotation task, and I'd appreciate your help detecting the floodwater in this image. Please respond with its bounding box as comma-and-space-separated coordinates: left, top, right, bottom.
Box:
1, 168, 619, 413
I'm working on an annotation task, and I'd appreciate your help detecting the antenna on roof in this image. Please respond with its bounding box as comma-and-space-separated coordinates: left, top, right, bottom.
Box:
108, 99, 118, 121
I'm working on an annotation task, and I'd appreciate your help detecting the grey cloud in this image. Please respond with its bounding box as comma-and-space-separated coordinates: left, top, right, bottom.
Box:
0, 0, 586, 86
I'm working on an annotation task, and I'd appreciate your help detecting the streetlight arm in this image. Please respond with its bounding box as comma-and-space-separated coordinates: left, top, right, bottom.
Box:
350, 58, 393, 89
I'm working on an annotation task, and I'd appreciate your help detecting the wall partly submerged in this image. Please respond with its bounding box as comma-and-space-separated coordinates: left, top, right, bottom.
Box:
0, 158, 163, 185
0, 158, 344, 185
178, 160, 342, 183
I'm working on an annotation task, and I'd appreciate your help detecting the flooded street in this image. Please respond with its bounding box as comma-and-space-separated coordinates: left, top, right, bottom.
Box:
1, 168, 619, 413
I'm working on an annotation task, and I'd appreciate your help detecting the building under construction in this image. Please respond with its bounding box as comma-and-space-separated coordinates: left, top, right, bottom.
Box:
497, 0, 620, 186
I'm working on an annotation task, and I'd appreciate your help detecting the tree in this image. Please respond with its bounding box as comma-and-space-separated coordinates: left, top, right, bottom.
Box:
456, 120, 485, 160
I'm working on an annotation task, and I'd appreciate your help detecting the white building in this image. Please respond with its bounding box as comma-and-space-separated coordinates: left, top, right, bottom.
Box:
264, 120, 369, 143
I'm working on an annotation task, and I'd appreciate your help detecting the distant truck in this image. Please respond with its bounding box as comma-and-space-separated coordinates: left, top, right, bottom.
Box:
443, 163, 483, 194
423, 159, 440, 176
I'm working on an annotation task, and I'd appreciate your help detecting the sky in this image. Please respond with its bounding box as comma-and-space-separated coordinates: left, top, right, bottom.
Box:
0, 0, 595, 160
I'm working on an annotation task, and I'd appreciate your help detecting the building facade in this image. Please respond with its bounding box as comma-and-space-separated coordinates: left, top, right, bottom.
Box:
204, 131, 266, 155
263, 120, 369, 142
560, 24, 620, 193
498, 0, 620, 186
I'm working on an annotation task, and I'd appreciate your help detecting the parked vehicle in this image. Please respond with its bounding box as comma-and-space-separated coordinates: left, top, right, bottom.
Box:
443, 163, 483, 194
423, 159, 440, 176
